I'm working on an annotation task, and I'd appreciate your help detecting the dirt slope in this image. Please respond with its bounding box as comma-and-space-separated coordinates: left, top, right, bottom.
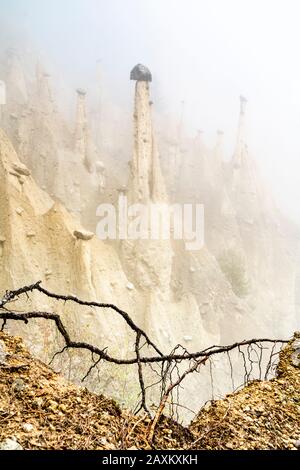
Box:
0, 331, 300, 450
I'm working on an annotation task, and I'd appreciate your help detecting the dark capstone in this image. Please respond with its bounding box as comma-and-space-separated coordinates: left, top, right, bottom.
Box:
76, 88, 86, 96
130, 64, 152, 82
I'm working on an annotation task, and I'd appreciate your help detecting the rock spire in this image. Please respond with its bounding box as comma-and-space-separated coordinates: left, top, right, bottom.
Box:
74, 88, 94, 172
129, 64, 167, 203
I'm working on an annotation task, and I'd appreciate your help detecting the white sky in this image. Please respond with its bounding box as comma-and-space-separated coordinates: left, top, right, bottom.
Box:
1, 0, 300, 223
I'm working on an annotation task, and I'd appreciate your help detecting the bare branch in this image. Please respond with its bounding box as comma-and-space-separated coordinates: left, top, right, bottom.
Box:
148, 355, 209, 445
0, 282, 289, 418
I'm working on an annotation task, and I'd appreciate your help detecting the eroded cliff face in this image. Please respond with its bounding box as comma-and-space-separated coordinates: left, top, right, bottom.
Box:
0, 49, 105, 231
0, 123, 229, 413
0, 127, 133, 341
0, 122, 226, 347
0, 53, 299, 416
166, 95, 300, 341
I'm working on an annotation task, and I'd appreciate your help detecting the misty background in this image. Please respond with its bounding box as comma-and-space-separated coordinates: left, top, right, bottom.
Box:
1, 0, 300, 223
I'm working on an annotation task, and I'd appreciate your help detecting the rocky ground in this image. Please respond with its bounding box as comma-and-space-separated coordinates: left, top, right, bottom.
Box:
0, 331, 300, 450
190, 336, 300, 450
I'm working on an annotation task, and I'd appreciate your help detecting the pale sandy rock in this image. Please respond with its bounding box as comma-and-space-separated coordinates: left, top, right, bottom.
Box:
22, 423, 34, 432
0, 126, 228, 417
26, 231, 36, 238
11, 162, 31, 176
128, 78, 168, 203
18, 175, 26, 185
0, 340, 7, 364
0, 437, 23, 450
183, 335, 193, 342
73, 229, 94, 241
74, 89, 95, 172
122, 68, 172, 293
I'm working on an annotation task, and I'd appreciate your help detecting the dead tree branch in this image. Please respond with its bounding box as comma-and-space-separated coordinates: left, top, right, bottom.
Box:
0, 282, 289, 415
148, 355, 209, 444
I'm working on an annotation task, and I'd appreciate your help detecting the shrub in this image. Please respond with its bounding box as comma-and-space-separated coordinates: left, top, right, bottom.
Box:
218, 249, 249, 298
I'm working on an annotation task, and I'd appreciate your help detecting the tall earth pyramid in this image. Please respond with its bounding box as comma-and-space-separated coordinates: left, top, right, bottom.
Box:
121, 64, 172, 297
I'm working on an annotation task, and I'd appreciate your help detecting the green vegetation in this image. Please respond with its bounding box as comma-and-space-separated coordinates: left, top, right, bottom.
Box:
218, 249, 249, 298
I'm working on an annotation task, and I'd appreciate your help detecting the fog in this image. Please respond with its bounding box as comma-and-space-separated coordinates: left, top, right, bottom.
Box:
1, 0, 300, 223
1, 1, 300, 430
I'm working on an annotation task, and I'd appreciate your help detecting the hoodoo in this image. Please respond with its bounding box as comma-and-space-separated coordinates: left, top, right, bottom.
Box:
230, 95, 260, 216
5, 48, 28, 106
129, 64, 167, 203
36, 66, 54, 116
74, 88, 94, 172
233, 95, 248, 169
121, 64, 172, 295
74, 88, 88, 159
